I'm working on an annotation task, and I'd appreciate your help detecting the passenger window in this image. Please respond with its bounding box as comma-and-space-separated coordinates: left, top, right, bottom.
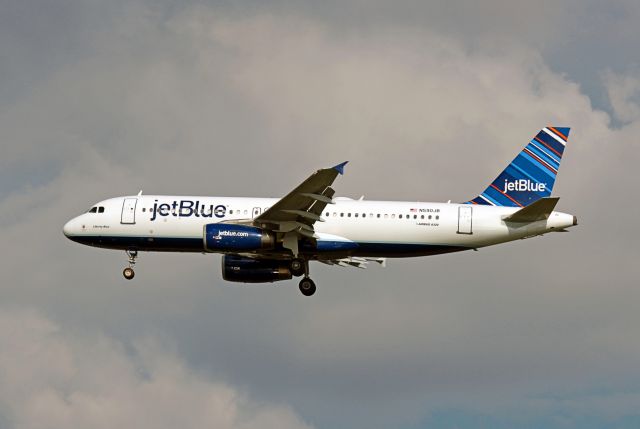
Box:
89, 207, 97, 213
326, 212, 329, 216
355, 213, 358, 217
244, 210, 248, 215
428, 215, 432, 219
413, 215, 417, 219
421, 215, 424, 219
230, 210, 233, 214
98, 207, 105, 213
340, 213, 344, 217
384, 214, 388, 219
391, 214, 395, 219
436, 215, 440, 220
399, 214, 403, 219
348, 213, 351, 217
363, 213, 366, 218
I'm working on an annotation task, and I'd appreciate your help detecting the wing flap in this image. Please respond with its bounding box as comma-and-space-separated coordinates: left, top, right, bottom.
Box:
318, 257, 387, 269
299, 192, 335, 204
281, 209, 324, 222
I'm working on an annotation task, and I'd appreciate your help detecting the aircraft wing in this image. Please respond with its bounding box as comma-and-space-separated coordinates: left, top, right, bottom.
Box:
254, 162, 348, 239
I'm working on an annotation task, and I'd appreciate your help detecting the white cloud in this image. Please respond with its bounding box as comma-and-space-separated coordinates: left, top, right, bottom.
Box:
0, 308, 311, 429
603, 69, 640, 123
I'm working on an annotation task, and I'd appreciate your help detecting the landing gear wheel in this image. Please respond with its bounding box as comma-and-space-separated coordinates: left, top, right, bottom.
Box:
299, 278, 316, 296
123, 267, 135, 280
290, 258, 305, 277
123, 249, 138, 280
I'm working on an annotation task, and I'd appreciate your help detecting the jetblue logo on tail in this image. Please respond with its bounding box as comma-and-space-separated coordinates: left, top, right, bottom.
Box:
466, 126, 570, 207
503, 179, 547, 193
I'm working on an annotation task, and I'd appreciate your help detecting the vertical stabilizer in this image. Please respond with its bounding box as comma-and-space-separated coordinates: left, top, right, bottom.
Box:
467, 127, 570, 207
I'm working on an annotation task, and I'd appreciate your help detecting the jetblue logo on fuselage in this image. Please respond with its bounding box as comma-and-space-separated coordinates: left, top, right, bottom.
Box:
503, 179, 547, 193
150, 200, 226, 221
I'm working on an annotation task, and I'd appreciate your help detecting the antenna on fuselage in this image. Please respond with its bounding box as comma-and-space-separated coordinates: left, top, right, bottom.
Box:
137, 190, 143, 196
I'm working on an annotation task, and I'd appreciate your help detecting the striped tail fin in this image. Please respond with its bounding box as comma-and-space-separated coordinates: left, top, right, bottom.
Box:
467, 127, 570, 207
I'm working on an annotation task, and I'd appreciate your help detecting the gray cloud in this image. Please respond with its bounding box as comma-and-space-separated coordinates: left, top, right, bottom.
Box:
0, 308, 311, 429
1, 1, 639, 428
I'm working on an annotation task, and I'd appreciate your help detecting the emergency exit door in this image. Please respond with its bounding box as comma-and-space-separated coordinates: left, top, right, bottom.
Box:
121, 198, 137, 224
457, 206, 473, 234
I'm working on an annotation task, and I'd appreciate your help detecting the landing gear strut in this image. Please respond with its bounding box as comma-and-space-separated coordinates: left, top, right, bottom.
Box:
295, 258, 316, 296
123, 249, 138, 280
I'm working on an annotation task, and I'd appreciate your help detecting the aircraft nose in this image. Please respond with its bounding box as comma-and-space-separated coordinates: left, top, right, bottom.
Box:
63, 218, 77, 237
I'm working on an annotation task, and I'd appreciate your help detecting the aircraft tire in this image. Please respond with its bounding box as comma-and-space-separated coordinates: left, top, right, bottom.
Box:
299, 278, 316, 296
123, 267, 135, 280
290, 258, 305, 277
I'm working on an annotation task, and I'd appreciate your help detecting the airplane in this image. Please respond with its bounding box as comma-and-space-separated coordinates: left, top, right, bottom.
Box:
63, 126, 577, 296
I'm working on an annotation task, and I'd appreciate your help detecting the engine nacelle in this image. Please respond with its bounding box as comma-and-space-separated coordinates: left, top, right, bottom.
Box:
204, 224, 275, 252
221, 255, 292, 283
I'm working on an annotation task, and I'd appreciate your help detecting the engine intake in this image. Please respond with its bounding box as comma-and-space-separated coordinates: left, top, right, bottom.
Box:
204, 224, 275, 252
221, 255, 292, 283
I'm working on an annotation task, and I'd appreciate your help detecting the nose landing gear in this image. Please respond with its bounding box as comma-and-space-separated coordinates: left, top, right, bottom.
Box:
123, 249, 138, 280
123, 267, 135, 280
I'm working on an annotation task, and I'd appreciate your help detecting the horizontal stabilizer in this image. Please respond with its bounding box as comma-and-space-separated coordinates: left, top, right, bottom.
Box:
504, 197, 559, 222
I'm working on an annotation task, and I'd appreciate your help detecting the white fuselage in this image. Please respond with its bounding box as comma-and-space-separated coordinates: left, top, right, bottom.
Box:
63, 195, 576, 258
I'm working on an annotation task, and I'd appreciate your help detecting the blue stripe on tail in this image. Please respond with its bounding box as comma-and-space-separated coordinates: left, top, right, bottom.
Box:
467, 127, 570, 207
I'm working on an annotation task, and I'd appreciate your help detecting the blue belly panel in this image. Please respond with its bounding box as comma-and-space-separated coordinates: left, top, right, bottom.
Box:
69, 235, 469, 257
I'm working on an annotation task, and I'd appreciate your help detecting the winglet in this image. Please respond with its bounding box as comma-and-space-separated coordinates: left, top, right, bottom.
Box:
332, 161, 349, 175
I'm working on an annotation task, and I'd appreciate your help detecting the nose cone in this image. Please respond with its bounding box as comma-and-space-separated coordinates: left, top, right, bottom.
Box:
63, 218, 78, 238
63, 220, 72, 237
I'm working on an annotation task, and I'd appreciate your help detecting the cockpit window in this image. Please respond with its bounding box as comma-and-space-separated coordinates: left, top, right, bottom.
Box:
98, 207, 105, 213
89, 207, 97, 213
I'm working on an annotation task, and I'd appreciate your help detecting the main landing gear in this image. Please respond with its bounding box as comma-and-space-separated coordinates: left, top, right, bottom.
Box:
123, 249, 138, 280
298, 277, 316, 296
290, 258, 316, 296
290, 258, 305, 277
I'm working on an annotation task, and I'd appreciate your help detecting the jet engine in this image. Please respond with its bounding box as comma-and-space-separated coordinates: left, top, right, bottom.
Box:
204, 224, 275, 252
221, 255, 292, 283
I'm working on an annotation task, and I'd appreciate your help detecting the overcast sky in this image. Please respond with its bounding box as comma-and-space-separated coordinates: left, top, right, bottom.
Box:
1, 1, 640, 428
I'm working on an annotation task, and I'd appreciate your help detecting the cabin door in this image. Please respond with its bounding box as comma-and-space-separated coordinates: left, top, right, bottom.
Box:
457, 206, 473, 234
121, 198, 138, 224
